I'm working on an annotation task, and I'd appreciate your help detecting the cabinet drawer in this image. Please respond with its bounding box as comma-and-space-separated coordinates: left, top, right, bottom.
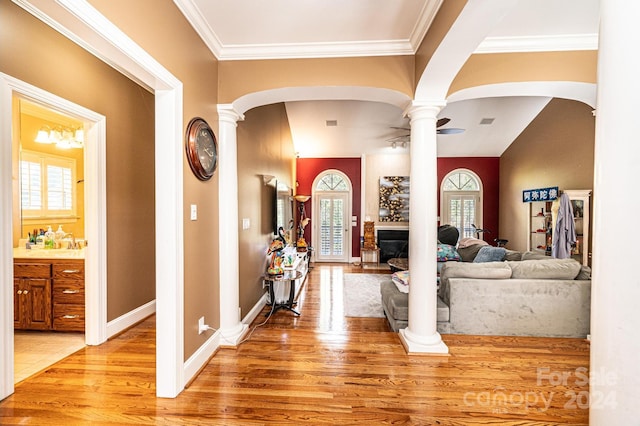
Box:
53, 263, 85, 280
53, 304, 85, 331
14, 263, 51, 278
52, 280, 85, 304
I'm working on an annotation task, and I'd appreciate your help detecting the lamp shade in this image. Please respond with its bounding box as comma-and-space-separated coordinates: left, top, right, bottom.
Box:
294, 195, 310, 203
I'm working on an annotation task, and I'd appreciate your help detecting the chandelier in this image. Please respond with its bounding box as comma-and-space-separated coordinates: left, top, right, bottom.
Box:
35, 125, 84, 149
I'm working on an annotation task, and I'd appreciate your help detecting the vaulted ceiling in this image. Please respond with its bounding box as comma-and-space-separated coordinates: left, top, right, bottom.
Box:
175, 0, 600, 157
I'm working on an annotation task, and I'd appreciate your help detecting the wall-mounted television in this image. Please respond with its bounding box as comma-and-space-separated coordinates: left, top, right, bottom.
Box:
274, 180, 294, 239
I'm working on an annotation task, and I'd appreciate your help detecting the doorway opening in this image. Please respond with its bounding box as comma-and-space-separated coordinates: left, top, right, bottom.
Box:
312, 170, 352, 263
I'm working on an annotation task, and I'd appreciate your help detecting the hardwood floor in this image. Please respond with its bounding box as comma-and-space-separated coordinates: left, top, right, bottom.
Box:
0, 263, 589, 425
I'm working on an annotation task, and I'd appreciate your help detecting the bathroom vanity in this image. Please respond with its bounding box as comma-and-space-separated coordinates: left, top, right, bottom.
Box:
13, 248, 85, 332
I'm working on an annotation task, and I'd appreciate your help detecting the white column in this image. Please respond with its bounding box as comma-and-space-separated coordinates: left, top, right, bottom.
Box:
217, 105, 248, 345
398, 102, 448, 354
590, 1, 640, 422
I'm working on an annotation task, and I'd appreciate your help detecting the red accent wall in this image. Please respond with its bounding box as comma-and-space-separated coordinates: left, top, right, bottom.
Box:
438, 157, 500, 244
295, 157, 500, 259
296, 158, 362, 257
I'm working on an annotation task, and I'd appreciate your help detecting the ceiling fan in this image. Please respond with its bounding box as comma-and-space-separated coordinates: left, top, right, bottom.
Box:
387, 117, 465, 148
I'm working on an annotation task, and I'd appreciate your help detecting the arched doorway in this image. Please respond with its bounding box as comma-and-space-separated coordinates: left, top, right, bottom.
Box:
312, 170, 352, 263
440, 169, 483, 240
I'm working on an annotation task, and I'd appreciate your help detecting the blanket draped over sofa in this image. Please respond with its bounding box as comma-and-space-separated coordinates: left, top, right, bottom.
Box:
380, 254, 591, 338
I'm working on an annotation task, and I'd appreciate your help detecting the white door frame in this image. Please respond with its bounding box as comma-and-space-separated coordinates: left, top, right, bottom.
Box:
3, 1, 185, 399
311, 170, 353, 263
0, 74, 107, 399
313, 192, 351, 262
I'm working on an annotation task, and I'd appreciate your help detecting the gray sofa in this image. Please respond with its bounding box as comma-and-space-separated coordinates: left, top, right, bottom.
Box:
380, 256, 591, 338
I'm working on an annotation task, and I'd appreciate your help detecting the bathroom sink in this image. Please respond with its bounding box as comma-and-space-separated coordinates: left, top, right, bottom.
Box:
13, 246, 86, 259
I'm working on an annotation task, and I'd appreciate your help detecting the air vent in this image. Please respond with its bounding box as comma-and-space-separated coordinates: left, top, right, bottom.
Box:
479, 118, 495, 125
325, 120, 338, 127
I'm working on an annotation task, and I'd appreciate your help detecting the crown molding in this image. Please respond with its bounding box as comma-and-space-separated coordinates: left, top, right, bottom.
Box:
408, 0, 443, 51
216, 40, 414, 61
475, 33, 599, 54
173, 0, 224, 58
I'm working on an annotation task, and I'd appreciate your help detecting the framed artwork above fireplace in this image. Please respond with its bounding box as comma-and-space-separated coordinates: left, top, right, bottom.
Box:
379, 176, 410, 222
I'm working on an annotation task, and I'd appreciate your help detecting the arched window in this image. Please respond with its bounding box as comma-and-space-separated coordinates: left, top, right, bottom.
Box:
440, 169, 483, 239
316, 173, 348, 191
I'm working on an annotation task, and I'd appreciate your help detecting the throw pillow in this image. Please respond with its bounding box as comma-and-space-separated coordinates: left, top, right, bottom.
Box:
457, 244, 484, 262
437, 243, 461, 262
576, 265, 591, 280
458, 237, 489, 248
473, 246, 506, 263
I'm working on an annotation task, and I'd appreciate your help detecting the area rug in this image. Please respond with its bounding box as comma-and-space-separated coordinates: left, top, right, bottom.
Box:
343, 273, 390, 318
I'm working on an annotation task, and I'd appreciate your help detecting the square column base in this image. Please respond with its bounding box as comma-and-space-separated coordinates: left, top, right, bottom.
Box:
399, 328, 449, 355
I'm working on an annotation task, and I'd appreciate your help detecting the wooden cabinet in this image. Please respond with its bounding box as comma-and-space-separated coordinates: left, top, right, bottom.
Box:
13, 263, 52, 330
13, 258, 84, 331
52, 262, 85, 331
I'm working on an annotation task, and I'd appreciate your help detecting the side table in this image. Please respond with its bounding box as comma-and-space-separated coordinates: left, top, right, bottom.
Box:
263, 270, 302, 317
361, 247, 380, 268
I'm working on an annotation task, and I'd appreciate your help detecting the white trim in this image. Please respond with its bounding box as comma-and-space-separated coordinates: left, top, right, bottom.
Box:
183, 330, 221, 384
106, 300, 156, 338
0, 73, 107, 400
475, 34, 599, 54
447, 82, 597, 109
243, 293, 269, 326
311, 169, 353, 263
439, 168, 484, 236
14, 0, 186, 398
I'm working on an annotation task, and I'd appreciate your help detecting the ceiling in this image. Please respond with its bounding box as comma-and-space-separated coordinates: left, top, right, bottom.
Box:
176, 0, 600, 158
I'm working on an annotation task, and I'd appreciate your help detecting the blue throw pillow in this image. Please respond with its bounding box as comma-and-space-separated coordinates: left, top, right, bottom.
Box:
437, 243, 460, 262
473, 246, 506, 263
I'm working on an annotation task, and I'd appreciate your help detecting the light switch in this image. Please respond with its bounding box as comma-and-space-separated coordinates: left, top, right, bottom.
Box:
190, 204, 197, 221
242, 218, 250, 230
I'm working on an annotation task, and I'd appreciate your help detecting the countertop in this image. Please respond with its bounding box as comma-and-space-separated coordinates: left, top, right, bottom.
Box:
13, 246, 86, 260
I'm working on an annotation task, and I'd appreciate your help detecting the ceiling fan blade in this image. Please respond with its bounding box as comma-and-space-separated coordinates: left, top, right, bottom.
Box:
389, 126, 410, 131
437, 128, 465, 135
436, 117, 451, 128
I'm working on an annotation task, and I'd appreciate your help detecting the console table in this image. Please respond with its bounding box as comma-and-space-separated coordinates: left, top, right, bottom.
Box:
263, 270, 302, 317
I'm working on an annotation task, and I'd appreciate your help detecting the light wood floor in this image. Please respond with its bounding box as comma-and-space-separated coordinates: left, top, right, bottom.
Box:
0, 263, 589, 425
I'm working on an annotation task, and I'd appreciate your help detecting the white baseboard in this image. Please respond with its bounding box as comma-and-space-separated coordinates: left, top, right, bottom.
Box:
183, 330, 221, 385
106, 299, 156, 338
243, 293, 269, 325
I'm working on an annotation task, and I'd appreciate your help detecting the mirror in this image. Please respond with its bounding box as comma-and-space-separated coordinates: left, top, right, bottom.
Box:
274, 180, 294, 244
13, 97, 85, 248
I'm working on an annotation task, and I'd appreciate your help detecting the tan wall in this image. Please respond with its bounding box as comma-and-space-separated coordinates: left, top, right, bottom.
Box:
236, 104, 296, 316
500, 98, 595, 253
218, 56, 415, 104
88, 0, 221, 359
364, 154, 411, 227
450, 51, 598, 96
1, 1, 156, 323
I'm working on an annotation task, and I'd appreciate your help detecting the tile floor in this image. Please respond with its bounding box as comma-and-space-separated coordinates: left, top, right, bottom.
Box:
14, 331, 85, 383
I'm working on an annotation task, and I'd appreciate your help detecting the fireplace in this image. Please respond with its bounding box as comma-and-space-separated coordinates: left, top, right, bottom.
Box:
377, 229, 409, 263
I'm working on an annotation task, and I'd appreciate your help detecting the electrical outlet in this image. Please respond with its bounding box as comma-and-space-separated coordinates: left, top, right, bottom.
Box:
198, 316, 205, 334
190, 204, 198, 221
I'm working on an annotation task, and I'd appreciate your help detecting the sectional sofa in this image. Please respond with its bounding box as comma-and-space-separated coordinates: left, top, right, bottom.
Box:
380, 253, 591, 338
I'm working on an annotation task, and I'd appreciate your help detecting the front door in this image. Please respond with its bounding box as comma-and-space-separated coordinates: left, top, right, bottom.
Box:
314, 192, 349, 262
442, 192, 479, 239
